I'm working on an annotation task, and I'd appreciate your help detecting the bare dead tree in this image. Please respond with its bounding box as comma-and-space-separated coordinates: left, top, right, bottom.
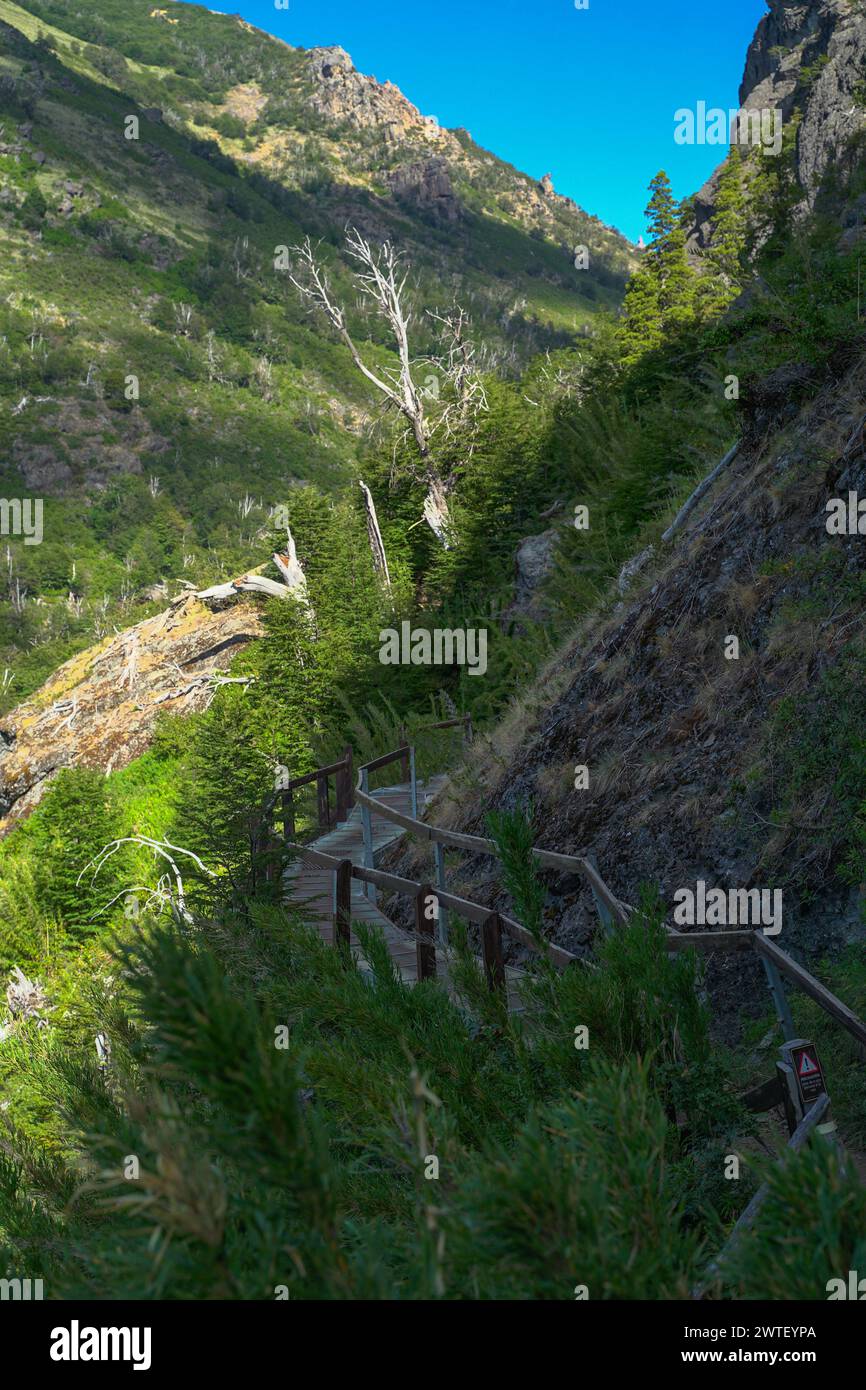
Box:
424, 305, 488, 449
288, 230, 486, 549
358, 479, 392, 593
79, 834, 217, 926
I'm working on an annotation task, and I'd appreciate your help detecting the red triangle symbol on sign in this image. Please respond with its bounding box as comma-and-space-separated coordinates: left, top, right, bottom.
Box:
798, 1052, 819, 1077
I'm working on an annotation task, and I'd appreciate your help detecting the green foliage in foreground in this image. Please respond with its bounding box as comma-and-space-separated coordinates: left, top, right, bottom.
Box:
0, 899, 778, 1301
485, 804, 546, 945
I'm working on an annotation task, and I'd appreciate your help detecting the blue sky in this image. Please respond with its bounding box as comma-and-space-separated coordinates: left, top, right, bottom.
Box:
199, 0, 768, 242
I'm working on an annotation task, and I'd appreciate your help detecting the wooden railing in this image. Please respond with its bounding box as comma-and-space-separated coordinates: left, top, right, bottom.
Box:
414, 712, 474, 742
264, 731, 866, 1054
353, 740, 580, 980
266, 746, 355, 842
266, 722, 866, 1295
351, 742, 866, 1063
285, 835, 568, 990
354, 743, 630, 936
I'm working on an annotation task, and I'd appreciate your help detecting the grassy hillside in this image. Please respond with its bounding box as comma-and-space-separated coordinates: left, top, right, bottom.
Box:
0, 0, 632, 708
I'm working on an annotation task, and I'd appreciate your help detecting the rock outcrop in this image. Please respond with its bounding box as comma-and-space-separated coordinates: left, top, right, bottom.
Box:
690, 0, 866, 252
0, 593, 263, 834
387, 156, 461, 223
506, 528, 557, 621
305, 45, 447, 147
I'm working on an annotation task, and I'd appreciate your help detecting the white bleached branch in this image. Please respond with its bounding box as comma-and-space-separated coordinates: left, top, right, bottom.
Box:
79, 835, 217, 925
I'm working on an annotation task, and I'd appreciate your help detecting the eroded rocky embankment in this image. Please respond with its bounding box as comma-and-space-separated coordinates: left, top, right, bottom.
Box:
384, 356, 866, 1034
0, 593, 262, 833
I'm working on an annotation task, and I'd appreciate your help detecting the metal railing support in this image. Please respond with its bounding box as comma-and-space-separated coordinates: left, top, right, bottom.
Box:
360, 767, 376, 904
761, 954, 797, 1042
409, 744, 418, 820
434, 841, 449, 945
586, 853, 615, 937
415, 882, 437, 981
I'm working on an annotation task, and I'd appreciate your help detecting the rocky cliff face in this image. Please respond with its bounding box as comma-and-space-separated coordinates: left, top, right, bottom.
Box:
296, 40, 628, 254
0, 593, 262, 833
387, 156, 461, 223
305, 45, 447, 147
386, 355, 866, 1028
691, 0, 866, 251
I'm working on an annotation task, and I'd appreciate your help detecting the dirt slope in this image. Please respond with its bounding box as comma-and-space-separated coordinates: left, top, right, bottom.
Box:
388, 353, 866, 1029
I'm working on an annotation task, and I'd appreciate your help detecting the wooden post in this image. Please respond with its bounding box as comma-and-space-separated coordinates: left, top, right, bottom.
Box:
257, 811, 279, 886
482, 910, 506, 993
360, 768, 376, 904
415, 882, 437, 981
336, 745, 354, 822
334, 859, 353, 951
335, 759, 346, 824
282, 788, 295, 843
317, 774, 330, 830
398, 726, 410, 783
434, 841, 449, 945
344, 745, 354, 811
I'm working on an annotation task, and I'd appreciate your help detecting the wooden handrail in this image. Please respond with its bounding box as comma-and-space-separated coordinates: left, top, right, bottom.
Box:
360, 745, 410, 776
286, 840, 578, 971
282, 756, 351, 793
416, 714, 473, 734
282, 742, 866, 1054
268, 745, 354, 837
753, 935, 866, 1049
353, 751, 615, 967
355, 772, 633, 926
666, 926, 866, 1052
285, 842, 344, 870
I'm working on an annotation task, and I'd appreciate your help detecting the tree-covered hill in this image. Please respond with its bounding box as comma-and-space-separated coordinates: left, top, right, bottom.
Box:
0, 0, 632, 707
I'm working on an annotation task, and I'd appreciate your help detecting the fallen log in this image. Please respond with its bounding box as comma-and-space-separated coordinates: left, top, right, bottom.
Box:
661, 440, 741, 543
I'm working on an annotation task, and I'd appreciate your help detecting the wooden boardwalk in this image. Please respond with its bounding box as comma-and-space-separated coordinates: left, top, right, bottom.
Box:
283, 776, 522, 1006
284, 778, 447, 984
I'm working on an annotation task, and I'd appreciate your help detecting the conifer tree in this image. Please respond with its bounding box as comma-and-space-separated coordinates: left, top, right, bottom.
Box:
619, 264, 663, 360
711, 149, 747, 281
695, 150, 747, 317
21, 768, 122, 937
644, 171, 695, 331
619, 172, 696, 359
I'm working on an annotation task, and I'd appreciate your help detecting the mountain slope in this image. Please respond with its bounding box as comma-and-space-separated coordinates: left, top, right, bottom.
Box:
381, 0, 866, 1030
0, 0, 633, 713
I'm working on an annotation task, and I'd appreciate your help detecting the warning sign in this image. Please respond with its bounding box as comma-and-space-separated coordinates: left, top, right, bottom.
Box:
790, 1044, 826, 1106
